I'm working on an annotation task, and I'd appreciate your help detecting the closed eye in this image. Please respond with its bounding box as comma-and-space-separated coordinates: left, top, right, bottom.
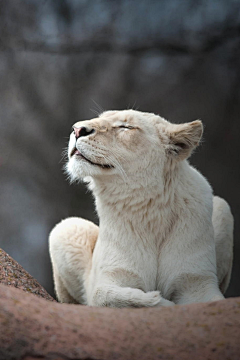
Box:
118, 125, 135, 129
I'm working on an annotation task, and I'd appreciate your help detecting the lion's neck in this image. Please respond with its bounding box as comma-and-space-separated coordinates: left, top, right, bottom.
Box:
89, 161, 184, 233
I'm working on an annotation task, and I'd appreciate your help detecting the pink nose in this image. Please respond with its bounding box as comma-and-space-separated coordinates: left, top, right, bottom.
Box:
73, 126, 94, 139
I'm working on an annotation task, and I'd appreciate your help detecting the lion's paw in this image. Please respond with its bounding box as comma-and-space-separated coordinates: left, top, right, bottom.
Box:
144, 291, 161, 306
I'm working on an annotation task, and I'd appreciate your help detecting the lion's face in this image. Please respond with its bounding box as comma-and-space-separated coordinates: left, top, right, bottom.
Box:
67, 110, 203, 183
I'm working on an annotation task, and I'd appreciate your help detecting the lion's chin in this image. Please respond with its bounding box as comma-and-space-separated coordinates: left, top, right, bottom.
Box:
66, 157, 113, 182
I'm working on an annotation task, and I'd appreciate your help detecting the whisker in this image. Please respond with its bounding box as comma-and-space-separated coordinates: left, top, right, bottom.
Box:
59, 147, 69, 164
90, 108, 101, 116
83, 144, 128, 183
104, 153, 128, 183
91, 143, 127, 162
131, 100, 139, 111
71, 139, 129, 183
90, 99, 105, 116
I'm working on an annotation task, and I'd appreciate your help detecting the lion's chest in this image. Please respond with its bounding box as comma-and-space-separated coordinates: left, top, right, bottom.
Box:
91, 192, 176, 293
90, 223, 165, 292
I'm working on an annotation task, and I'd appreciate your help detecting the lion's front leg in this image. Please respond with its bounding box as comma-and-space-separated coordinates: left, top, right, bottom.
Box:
49, 217, 98, 304
172, 274, 224, 305
89, 283, 175, 308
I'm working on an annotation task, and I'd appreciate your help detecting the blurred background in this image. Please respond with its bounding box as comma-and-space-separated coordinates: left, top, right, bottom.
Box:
0, 0, 239, 298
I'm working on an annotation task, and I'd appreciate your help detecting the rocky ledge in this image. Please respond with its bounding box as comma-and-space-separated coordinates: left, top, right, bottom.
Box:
0, 248, 55, 302
0, 248, 240, 360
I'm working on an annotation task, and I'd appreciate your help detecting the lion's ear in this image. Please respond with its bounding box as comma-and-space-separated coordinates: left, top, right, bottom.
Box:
166, 120, 203, 160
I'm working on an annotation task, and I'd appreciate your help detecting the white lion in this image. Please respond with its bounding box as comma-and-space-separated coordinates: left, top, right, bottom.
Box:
49, 110, 234, 307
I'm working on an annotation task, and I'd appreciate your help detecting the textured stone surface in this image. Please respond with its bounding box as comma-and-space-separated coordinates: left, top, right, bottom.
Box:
0, 248, 55, 302
0, 284, 240, 360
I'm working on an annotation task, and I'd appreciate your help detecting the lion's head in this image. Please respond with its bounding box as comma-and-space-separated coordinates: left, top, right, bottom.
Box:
67, 110, 203, 184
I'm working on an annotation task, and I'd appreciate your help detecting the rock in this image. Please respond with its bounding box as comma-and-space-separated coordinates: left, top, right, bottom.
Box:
0, 284, 239, 360
0, 248, 55, 302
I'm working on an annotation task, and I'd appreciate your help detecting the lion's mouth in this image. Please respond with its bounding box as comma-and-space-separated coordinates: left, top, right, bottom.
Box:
70, 148, 113, 169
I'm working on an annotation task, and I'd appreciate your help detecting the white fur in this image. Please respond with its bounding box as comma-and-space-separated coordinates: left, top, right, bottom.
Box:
49, 110, 234, 307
